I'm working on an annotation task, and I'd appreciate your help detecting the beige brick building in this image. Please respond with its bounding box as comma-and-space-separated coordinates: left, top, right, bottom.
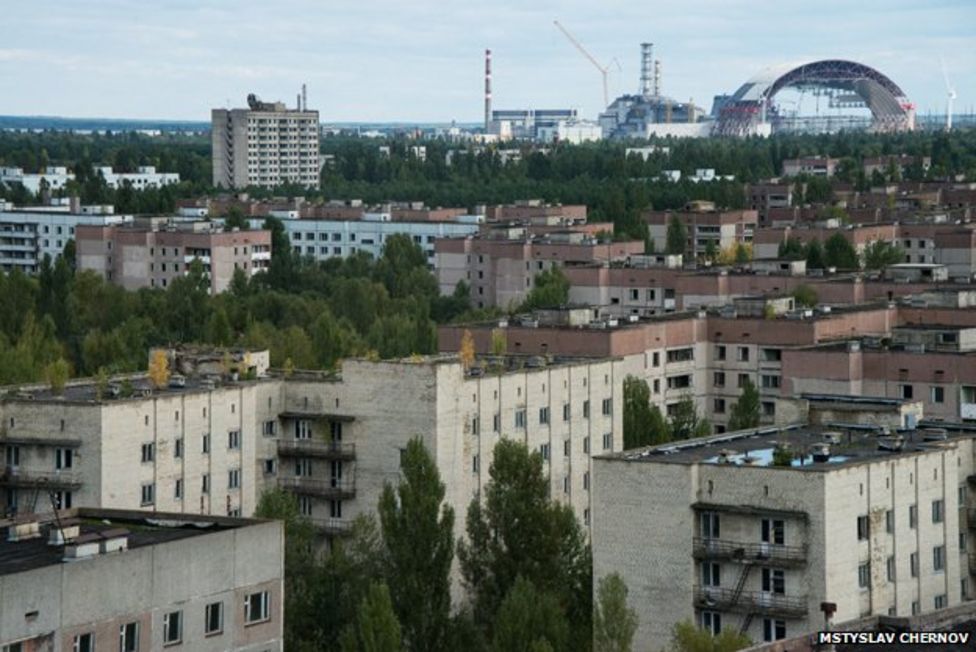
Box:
0, 508, 283, 652
592, 417, 976, 648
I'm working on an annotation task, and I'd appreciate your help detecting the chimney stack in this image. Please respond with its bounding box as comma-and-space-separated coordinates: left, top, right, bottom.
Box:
640, 43, 654, 97
484, 49, 492, 133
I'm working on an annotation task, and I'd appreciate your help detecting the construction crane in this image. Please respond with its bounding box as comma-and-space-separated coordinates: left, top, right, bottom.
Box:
554, 20, 611, 108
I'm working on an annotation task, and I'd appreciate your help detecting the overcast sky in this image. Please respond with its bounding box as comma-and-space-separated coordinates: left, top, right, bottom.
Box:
1, 0, 973, 122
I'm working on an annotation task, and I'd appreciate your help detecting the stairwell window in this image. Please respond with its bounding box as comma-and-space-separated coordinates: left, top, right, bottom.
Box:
932, 499, 944, 524
119, 622, 139, 652
244, 590, 271, 625
205, 602, 223, 636
934, 545, 945, 572
141, 443, 155, 463
141, 483, 155, 506
228, 430, 241, 450
856, 515, 869, 540
515, 409, 526, 429
72, 632, 94, 652
163, 610, 182, 645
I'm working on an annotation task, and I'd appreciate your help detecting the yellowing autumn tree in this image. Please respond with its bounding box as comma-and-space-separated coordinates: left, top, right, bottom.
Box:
148, 350, 171, 389
459, 329, 476, 369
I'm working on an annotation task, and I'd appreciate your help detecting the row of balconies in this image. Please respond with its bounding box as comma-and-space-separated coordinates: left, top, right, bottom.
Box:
693, 537, 807, 567
693, 586, 807, 618
0, 468, 82, 489
277, 476, 355, 499
276, 439, 355, 460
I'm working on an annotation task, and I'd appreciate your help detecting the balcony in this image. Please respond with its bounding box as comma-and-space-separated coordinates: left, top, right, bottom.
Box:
310, 517, 353, 537
693, 537, 807, 567
0, 468, 83, 489
693, 587, 807, 618
277, 439, 355, 460
278, 476, 355, 499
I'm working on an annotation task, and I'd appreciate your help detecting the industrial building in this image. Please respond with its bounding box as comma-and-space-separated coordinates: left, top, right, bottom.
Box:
211, 91, 320, 190
0, 507, 283, 652
592, 413, 976, 648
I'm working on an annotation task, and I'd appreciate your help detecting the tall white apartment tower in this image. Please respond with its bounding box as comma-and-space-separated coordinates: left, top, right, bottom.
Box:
212, 93, 320, 190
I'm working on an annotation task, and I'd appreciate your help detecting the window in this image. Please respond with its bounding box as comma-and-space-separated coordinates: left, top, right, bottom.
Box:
912, 600, 920, 615
737, 373, 750, 389
515, 409, 526, 429
263, 420, 277, 436
562, 403, 570, 421
935, 594, 948, 610
564, 440, 570, 457
910, 552, 918, 577
931, 386, 945, 403
472, 416, 480, 435
141, 483, 155, 506
55, 448, 73, 470
174, 479, 183, 500
583, 436, 590, 454
857, 515, 869, 540
174, 438, 183, 459
761, 519, 785, 545
72, 633, 94, 652
539, 407, 550, 425
539, 444, 550, 461
583, 471, 590, 490
701, 611, 721, 636
702, 562, 721, 587
493, 413, 500, 432
883, 555, 895, 583
472, 454, 480, 473
762, 401, 777, 417
205, 602, 223, 635
228, 430, 241, 449
141, 442, 155, 463
120, 622, 139, 652
713, 399, 726, 414
901, 384, 913, 399
909, 504, 917, 529
713, 372, 725, 387
244, 590, 270, 624
886, 509, 894, 534
737, 346, 750, 362
296, 420, 312, 439
296, 459, 312, 476
163, 610, 182, 645
202, 434, 210, 454
602, 433, 612, 450
298, 495, 312, 516
602, 398, 612, 415
762, 568, 785, 594
652, 351, 660, 367
934, 545, 945, 572
4, 444, 19, 467
933, 499, 944, 523
54, 490, 72, 509
264, 459, 277, 475
763, 619, 786, 642
761, 375, 781, 389
701, 511, 720, 539
715, 345, 726, 361
202, 473, 210, 494
858, 563, 870, 588
761, 348, 782, 362
666, 347, 694, 363
582, 400, 590, 418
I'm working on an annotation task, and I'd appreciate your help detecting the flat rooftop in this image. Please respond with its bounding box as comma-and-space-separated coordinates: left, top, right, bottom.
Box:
1, 373, 275, 404
607, 420, 976, 470
0, 508, 258, 577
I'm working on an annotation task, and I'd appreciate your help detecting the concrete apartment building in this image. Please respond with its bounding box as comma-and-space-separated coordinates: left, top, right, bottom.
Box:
95, 166, 180, 190
1, 349, 621, 544
0, 207, 132, 274
1, 166, 180, 194
76, 219, 272, 294
643, 205, 758, 259
0, 508, 283, 652
746, 184, 794, 226
440, 301, 976, 433
212, 94, 320, 190
435, 232, 645, 309
592, 416, 976, 648
782, 157, 839, 177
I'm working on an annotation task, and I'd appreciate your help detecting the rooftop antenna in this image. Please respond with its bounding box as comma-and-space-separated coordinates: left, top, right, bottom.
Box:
302, 83, 307, 112
554, 20, 611, 107
941, 58, 957, 132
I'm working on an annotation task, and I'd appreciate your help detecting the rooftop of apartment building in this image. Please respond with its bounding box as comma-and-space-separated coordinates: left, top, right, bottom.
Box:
0, 507, 258, 577
604, 410, 976, 471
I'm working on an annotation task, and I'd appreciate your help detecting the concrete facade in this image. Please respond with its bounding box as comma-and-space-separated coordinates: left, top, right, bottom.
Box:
0, 209, 131, 274
0, 508, 283, 652
592, 422, 976, 649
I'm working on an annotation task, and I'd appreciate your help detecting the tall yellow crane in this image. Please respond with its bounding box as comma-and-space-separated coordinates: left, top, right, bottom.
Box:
553, 20, 612, 108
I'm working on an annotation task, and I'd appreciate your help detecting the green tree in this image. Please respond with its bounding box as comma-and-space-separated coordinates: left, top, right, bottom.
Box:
339, 582, 403, 652
492, 577, 569, 652
223, 205, 249, 231
824, 233, 860, 270
45, 357, 70, 394
804, 240, 825, 269
254, 488, 319, 650
622, 376, 669, 448
206, 306, 233, 346
458, 439, 591, 648
668, 621, 751, 652
702, 240, 717, 262
733, 243, 750, 264
777, 237, 805, 260
519, 267, 570, 312
668, 395, 710, 440
727, 377, 760, 431
666, 215, 688, 256
593, 573, 638, 652
378, 438, 454, 652
792, 284, 818, 308
862, 240, 906, 270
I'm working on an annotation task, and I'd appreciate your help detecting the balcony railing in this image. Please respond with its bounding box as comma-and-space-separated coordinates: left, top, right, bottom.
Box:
277, 439, 355, 460
693, 537, 807, 567
0, 468, 83, 489
310, 517, 353, 536
693, 586, 807, 618
278, 476, 356, 499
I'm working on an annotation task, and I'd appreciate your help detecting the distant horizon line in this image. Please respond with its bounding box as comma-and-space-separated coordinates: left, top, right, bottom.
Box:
0, 114, 484, 129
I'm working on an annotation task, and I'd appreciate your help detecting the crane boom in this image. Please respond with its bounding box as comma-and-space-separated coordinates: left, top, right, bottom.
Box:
553, 20, 609, 107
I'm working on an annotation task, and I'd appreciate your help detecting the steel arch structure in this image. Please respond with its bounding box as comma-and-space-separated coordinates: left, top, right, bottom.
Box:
715, 59, 915, 136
